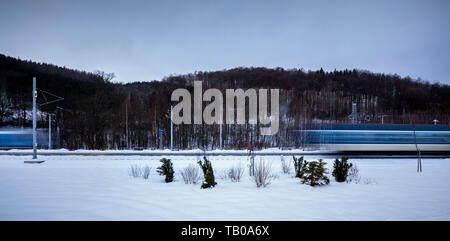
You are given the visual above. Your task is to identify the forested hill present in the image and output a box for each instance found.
[1,53,449,150]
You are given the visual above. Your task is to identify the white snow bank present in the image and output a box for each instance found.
[0,155,449,220]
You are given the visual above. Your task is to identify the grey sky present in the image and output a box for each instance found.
[1,0,449,84]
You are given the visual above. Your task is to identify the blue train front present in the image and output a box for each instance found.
[304,124,450,152]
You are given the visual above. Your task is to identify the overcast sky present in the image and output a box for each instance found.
[1,0,449,84]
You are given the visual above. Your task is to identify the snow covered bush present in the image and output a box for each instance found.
[332,157,352,182]
[129,165,151,179]
[218,164,244,182]
[280,155,292,174]
[253,159,277,188]
[293,156,307,178]
[129,165,142,178]
[346,165,376,184]
[301,159,330,186]
[227,163,244,182]
[346,164,361,184]
[198,156,217,188]
[180,164,202,184]
[157,158,175,183]
[142,166,151,180]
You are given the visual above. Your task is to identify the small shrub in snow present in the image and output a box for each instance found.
[180,164,202,184]
[129,165,142,178]
[301,159,330,186]
[293,156,308,178]
[157,158,175,183]
[332,156,352,182]
[345,165,376,185]
[198,156,217,188]
[346,164,361,184]
[280,156,292,174]
[227,163,244,182]
[142,166,151,179]
[253,159,277,188]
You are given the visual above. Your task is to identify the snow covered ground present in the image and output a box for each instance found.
[1,154,449,220]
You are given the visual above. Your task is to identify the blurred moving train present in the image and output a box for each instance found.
[0,129,49,149]
[304,124,450,152]
[1,125,450,152]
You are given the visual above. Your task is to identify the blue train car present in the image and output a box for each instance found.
[305,124,450,152]
[0,129,49,149]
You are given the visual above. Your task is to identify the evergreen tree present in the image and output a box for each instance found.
[198,156,211,176]
[198,156,217,188]
[293,156,308,178]
[301,159,330,186]
[156,158,174,183]
[332,157,352,182]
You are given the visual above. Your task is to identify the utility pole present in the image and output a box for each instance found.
[160,129,163,150]
[126,101,128,149]
[413,123,422,172]
[32,77,37,159]
[219,111,223,149]
[48,114,52,149]
[49,107,63,150]
[125,92,130,149]
[170,105,173,150]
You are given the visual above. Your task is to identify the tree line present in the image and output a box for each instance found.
[1,54,449,150]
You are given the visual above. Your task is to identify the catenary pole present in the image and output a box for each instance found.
[219,111,222,149]
[170,105,173,150]
[32,77,37,159]
[126,94,129,149]
[48,114,52,149]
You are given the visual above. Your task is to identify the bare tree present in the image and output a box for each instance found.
[94,70,115,82]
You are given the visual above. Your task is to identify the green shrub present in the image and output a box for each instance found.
[301,159,330,186]
[293,156,308,178]
[332,157,352,182]
[198,156,217,188]
[156,158,175,183]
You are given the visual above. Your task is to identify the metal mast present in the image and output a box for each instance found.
[126,99,128,149]
[48,114,52,149]
[32,77,37,159]
[170,105,173,150]
[219,111,222,149]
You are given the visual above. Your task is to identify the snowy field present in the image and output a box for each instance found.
[1,154,450,220]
